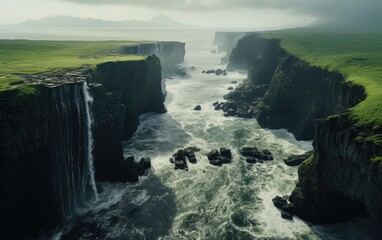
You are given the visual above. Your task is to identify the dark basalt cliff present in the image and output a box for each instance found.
[89,56,166,181]
[223,34,365,140]
[290,115,382,231]
[0,42,185,238]
[222,33,382,232]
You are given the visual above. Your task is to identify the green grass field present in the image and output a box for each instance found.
[262,29,382,131]
[0,40,150,90]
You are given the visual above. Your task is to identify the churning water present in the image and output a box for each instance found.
[30,29,375,240]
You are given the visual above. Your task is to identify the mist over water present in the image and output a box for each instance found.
[27,29,376,239]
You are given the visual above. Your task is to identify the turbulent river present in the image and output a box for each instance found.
[30,30,374,240]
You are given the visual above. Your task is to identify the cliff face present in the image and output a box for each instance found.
[290,115,382,231]
[89,55,165,180]
[225,33,382,232]
[224,34,365,140]
[0,39,184,237]
[255,49,365,140]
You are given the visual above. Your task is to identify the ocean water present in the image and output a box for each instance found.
[2,28,374,239]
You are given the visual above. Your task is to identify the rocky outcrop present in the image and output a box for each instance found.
[290,115,382,233]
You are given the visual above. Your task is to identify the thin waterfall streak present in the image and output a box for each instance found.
[83,82,98,201]
[50,83,98,221]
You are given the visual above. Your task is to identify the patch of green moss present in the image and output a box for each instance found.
[300,154,314,170]
[372,156,382,163]
[327,115,340,121]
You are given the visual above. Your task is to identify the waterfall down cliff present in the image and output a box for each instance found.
[49,82,98,221]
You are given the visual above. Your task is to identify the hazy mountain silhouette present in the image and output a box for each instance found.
[3,14,195,29]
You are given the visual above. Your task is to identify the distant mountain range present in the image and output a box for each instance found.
[2,15,196,29]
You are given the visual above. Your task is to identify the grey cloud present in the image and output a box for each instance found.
[60,0,381,22]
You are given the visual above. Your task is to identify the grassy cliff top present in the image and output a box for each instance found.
[0,40,151,90]
[261,29,382,130]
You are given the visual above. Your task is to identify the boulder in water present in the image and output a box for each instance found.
[220,148,232,159]
[194,105,202,111]
[240,147,273,161]
[227,87,234,90]
[207,149,220,160]
[215,69,224,75]
[281,211,293,220]
[206,70,216,74]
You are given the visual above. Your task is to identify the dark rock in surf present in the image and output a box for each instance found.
[245,157,257,164]
[240,147,273,161]
[284,151,313,166]
[273,196,295,214]
[281,211,293,220]
[215,69,224,75]
[184,146,200,153]
[213,101,219,106]
[210,159,223,166]
[207,149,220,161]
[220,148,232,159]
[194,105,202,111]
[206,70,216,74]
[227,87,234,90]
[231,81,238,84]
[218,156,231,164]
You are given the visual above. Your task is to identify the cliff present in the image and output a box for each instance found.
[290,115,382,230]
[89,55,166,180]
[0,40,185,238]
[223,34,365,140]
[224,33,382,232]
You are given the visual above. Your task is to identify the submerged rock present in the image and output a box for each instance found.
[215,69,224,75]
[227,87,234,90]
[206,70,216,74]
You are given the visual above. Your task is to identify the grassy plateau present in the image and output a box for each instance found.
[0,40,150,90]
[262,29,382,133]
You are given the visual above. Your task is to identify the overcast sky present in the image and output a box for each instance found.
[1,0,380,29]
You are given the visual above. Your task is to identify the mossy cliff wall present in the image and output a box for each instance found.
[225,34,365,140]
[89,55,165,180]
[290,115,382,234]
[0,53,170,237]
[225,33,382,231]
[0,84,80,238]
